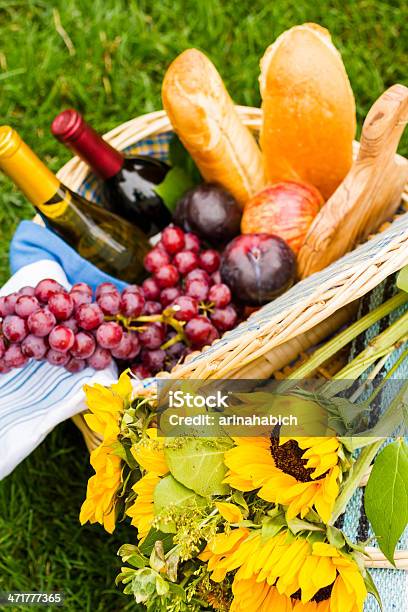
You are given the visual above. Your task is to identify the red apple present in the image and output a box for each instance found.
[241,181,324,254]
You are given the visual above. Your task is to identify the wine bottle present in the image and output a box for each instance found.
[51,110,179,237]
[0,126,150,283]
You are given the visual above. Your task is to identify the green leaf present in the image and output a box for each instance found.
[164,437,232,496]
[231,490,249,514]
[139,529,174,556]
[154,474,207,531]
[326,526,345,549]
[364,440,408,565]
[117,544,148,568]
[261,514,286,541]
[287,517,324,535]
[154,167,194,213]
[397,266,408,293]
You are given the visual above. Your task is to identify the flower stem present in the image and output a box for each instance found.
[332,378,408,521]
[331,440,383,523]
[286,292,408,380]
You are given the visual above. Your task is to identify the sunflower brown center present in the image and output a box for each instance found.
[269,431,326,483]
[292,583,334,603]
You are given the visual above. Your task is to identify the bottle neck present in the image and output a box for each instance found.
[51,110,124,180]
[0,127,62,213]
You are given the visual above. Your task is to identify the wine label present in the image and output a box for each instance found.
[38,188,70,219]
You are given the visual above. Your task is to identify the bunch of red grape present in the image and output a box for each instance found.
[0,227,239,378]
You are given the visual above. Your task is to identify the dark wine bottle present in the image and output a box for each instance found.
[51,110,175,237]
[0,126,149,283]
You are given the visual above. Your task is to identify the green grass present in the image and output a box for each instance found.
[0,0,406,609]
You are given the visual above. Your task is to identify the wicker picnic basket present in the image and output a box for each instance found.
[58,95,408,581]
[57,97,408,385]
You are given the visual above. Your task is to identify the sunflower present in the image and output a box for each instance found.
[79,372,132,533]
[223,436,341,523]
[79,442,122,533]
[200,529,367,612]
[83,371,132,443]
[126,429,169,540]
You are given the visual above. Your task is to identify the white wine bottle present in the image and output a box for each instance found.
[0,126,149,283]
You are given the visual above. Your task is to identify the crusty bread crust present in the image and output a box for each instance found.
[259,24,356,200]
[162,49,264,206]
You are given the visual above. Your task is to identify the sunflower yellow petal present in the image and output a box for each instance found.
[215,501,243,523]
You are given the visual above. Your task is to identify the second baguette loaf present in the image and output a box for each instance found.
[162,49,264,206]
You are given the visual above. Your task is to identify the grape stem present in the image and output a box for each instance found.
[104,306,188,344]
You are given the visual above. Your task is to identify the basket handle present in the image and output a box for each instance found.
[298,84,408,279]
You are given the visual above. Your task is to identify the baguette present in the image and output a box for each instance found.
[162,49,264,206]
[259,23,356,200]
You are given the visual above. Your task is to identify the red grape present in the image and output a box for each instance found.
[144,248,170,273]
[27,309,56,337]
[0,296,9,317]
[166,336,186,360]
[75,303,104,330]
[3,315,28,342]
[111,331,140,360]
[70,290,92,310]
[18,286,36,296]
[0,337,5,359]
[21,334,48,360]
[184,233,200,253]
[96,322,123,349]
[143,301,162,315]
[208,283,231,308]
[15,295,40,318]
[141,348,166,373]
[142,277,160,301]
[122,285,142,295]
[139,322,165,349]
[0,293,18,316]
[173,250,199,276]
[160,286,181,307]
[49,325,75,353]
[87,346,112,370]
[161,226,185,254]
[71,332,96,359]
[95,282,117,299]
[211,271,222,284]
[199,249,221,273]
[97,291,121,315]
[35,279,65,302]
[170,296,198,322]
[210,305,238,331]
[71,282,92,296]
[154,264,179,288]
[65,357,87,373]
[48,292,74,320]
[206,325,220,344]
[185,278,209,301]
[0,360,11,374]
[131,364,151,379]
[120,289,145,318]
[61,317,79,333]
[185,269,212,285]
[4,344,28,368]
[47,349,70,367]
[185,316,217,347]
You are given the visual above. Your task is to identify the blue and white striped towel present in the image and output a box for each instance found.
[0,260,118,480]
